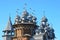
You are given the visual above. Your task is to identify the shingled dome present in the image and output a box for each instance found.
[22,10,29,17]
[41,16,48,22]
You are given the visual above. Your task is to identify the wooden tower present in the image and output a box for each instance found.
[12,10,37,40]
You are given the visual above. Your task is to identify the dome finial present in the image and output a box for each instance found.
[16,9,19,15]
[41,10,48,22]
[9,13,11,20]
[43,10,45,16]
[30,8,35,15]
[23,3,27,10]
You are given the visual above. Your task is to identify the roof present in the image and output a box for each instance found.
[14,10,37,24]
[3,16,13,32]
[41,16,48,22]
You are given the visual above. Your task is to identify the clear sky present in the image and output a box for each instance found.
[0,0,60,40]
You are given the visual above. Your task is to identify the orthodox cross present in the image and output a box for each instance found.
[23,3,27,10]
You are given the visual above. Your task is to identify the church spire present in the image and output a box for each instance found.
[3,16,12,31]
[2,16,13,40]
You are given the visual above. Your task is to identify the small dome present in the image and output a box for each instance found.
[21,17,25,21]
[28,14,33,18]
[15,14,20,19]
[32,16,37,20]
[27,14,33,21]
[44,26,50,30]
[42,22,46,26]
[22,10,29,16]
[19,19,21,22]
[21,16,28,23]
[44,26,51,33]
[15,14,20,21]
[15,14,21,24]
[50,27,54,32]
[41,16,48,22]
[46,23,49,26]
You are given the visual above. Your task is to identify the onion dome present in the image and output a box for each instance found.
[41,16,48,22]
[32,16,37,20]
[32,16,37,24]
[44,26,50,32]
[21,10,29,23]
[21,17,25,21]
[46,23,49,26]
[15,14,20,24]
[21,16,28,23]
[50,27,54,32]
[27,14,33,22]
[48,27,55,39]
[22,10,29,17]
[19,18,21,22]
[42,22,46,26]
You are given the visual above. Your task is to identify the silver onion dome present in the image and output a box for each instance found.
[46,23,49,26]
[50,27,54,32]
[32,16,37,20]
[15,14,20,24]
[28,14,32,19]
[41,16,48,22]
[32,16,37,24]
[27,14,33,23]
[15,14,20,21]
[22,10,29,17]
[21,10,29,23]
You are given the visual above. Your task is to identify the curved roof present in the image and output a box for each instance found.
[41,16,48,22]
[14,10,37,24]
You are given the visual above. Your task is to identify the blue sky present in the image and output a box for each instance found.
[0,0,60,40]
